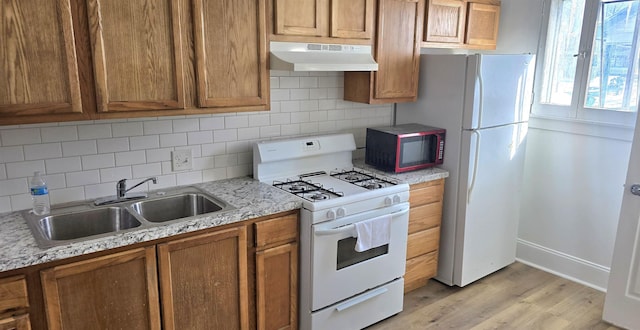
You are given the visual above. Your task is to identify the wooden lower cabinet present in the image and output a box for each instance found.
[31,211,299,329]
[158,226,249,330]
[405,179,444,293]
[0,276,31,330]
[40,247,161,330]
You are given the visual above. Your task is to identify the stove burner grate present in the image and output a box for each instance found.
[273,179,343,202]
[330,169,398,190]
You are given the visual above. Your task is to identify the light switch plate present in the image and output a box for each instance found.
[172,149,192,171]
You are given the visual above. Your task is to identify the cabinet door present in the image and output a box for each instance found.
[465,2,500,48]
[374,0,425,100]
[0,314,31,330]
[41,247,161,330]
[424,0,466,43]
[274,0,327,37]
[256,242,298,330]
[158,227,249,330]
[0,0,82,120]
[331,0,374,39]
[86,0,185,112]
[193,0,269,109]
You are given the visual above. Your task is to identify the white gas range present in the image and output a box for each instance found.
[254,133,410,330]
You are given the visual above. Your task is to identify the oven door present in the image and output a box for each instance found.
[310,202,410,311]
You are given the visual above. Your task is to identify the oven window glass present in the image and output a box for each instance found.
[336,237,389,270]
[399,135,435,167]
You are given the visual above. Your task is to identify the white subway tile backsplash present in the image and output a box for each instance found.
[237,127,260,140]
[173,119,199,133]
[82,154,115,170]
[97,138,130,153]
[0,197,10,214]
[0,146,24,163]
[62,140,98,157]
[115,150,146,166]
[199,117,225,130]
[143,120,173,135]
[78,124,112,140]
[132,163,162,179]
[213,129,237,143]
[46,157,82,174]
[159,133,187,148]
[201,143,226,157]
[1,128,41,146]
[112,122,144,137]
[41,126,78,142]
[50,187,85,205]
[6,160,45,179]
[176,171,202,185]
[146,148,173,163]
[66,170,101,187]
[0,178,27,197]
[45,174,67,189]
[0,72,394,212]
[130,135,160,150]
[187,131,213,145]
[100,166,132,183]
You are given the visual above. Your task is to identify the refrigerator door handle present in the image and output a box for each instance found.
[468,130,481,203]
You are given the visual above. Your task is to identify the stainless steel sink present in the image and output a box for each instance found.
[23,186,236,248]
[130,193,228,223]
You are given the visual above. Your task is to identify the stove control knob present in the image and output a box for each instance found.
[337,207,346,218]
[393,195,401,203]
[384,197,393,206]
[327,210,336,219]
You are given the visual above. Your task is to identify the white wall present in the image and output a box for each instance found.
[0,71,393,213]
[496,0,632,290]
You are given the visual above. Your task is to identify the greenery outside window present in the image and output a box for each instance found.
[534,0,640,126]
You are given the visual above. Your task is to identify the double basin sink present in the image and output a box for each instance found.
[23,186,236,248]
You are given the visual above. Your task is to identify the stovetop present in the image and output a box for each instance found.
[272,168,401,203]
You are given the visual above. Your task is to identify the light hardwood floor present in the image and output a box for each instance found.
[368,262,622,329]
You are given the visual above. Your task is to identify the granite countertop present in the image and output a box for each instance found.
[0,176,302,273]
[353,159,449,184]
[0,167,449,274]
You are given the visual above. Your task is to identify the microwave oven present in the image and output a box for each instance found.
[365,123,445,173]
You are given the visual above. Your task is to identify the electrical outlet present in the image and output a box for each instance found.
[172,149,192,171]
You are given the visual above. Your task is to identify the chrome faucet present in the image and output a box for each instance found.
[94,177,158,206]
[117,177,158,198]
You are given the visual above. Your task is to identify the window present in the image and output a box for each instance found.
[534,0,640,126]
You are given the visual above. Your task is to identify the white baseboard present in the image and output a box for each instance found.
[516,239,610,292]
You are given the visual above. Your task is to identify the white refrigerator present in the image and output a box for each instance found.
[396,54,535,287]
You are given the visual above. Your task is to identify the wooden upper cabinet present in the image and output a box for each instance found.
[344,0,424,104]
[40,247,161,330]
[424,0,466,44]
[272,0,373,41]
[158,227,249,330]
[86,0,185,113]
[193,0,269,109]
[274,0,327,37]
[331,0,374,39]
[0,0,83,122]
[465,1,500,48]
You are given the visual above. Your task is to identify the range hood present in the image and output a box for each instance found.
[270,41,378,72]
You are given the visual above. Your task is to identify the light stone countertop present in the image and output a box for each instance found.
[0,167,449,274]
[0,176,302,273]
[353,159,449,184]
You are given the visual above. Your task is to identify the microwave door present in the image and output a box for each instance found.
[399,135,434,169]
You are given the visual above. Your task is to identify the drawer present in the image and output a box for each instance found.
[409,180,444,206]
[254,214,298,248]
[404,251,438,293]
[408,201,442,234]
[406,227,440,259]
[0,314,31,330]
[0,276,28,314]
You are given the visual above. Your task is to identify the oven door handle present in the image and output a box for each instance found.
[334,286,388,312]
[315,206,410,236]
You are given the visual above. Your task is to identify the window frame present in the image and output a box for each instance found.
[532,0,639,127]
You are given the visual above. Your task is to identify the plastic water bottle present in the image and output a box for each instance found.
[30,171,50,215]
